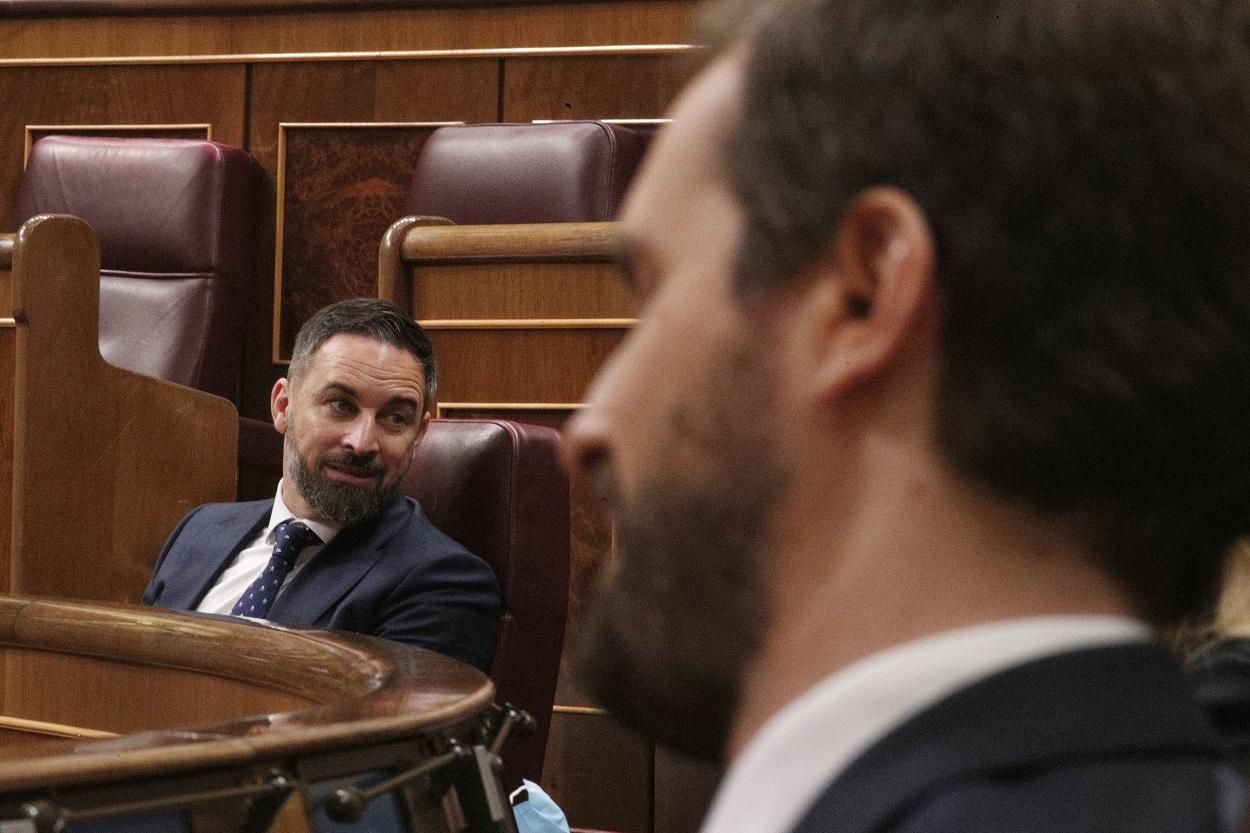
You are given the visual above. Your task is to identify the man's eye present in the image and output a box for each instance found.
[383,412,411,428]
[328,399,354,414]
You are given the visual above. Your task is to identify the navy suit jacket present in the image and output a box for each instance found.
[789,643,1243,833]
[141,495,500,671]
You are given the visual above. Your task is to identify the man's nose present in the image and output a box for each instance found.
[342,416,381,455]
[562,405,613,485]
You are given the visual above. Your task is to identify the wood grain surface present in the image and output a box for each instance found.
[6,216,238,602]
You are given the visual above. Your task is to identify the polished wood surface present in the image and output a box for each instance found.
[0,0,678,17]
[0,596,492,793]
[0,3,695,60]
[2,216,237,602]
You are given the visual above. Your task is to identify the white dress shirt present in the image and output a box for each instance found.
[698,615,1151,833]
[195,481,342,615]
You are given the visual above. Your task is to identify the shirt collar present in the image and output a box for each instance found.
[699,615,1151,833]
[268,479,342,546]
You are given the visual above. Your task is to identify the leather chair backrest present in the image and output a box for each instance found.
[13,136,258,400]
[407,121,647,223]
[402,418,570,788]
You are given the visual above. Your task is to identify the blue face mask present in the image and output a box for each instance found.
[510,779,571,833]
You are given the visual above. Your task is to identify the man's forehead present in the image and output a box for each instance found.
[620,53,745,235]
[301,333,426,396]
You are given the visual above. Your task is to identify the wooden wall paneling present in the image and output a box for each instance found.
[0,2,698,60]
[542,709,653,833]
[244,59,498,418]
[0,64,246,232]
[428,328,626,403]
[272,122,458,361]
[502,53,695,122]
[414,262,635,321]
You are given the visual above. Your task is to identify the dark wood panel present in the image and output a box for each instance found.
[430,328,625,403]
[414,261,634,320]
[0,64,246,232]
[244,59,497,415]
[503,53,693,121]
[542,711,652,833]
[0,3,696,59]
[275,124,443,358]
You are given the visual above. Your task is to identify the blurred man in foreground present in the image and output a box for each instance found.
[565,0,1250,830]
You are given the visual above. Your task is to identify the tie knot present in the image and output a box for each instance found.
[273,520,319,563]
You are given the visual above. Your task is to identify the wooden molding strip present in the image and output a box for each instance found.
[552,705,606,716]
[401,220,619,263]
[0,43,697,69]
[419,318,634,330]
[0,235,13,270]
[0,716,118,740]
[0,0,683,18]
[436,402,584,412]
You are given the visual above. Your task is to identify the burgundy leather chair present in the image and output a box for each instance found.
[13,135,259,401]
[406,121,648,222]
[239,417,570,788]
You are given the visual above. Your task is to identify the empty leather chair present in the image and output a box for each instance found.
[407,121,648,223]
[13,136,259,401]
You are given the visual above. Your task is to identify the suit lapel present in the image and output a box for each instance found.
[162,503,270,610]
[789,643,1222,833]
[268,496,410,625]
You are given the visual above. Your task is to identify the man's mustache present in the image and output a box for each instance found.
[320,452,385,477]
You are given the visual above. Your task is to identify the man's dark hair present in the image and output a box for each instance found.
[290,298,438,407]
[712,0,1250,625]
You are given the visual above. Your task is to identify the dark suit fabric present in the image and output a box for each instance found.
[789,644,1242,833]
[141,495,500,671]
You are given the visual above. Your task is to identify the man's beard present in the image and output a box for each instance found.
[287,440,402,528]
[573,344,787,762]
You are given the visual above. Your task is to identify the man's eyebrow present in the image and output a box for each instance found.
[324,381,422,412]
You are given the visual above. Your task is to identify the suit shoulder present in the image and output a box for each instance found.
[890,757,1235,833]
[181,499,271,525]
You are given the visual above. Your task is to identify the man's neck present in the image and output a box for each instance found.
[728,438,1134,761]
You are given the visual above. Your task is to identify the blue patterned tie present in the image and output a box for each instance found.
[231,520,320,618]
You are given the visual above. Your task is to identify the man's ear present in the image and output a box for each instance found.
[271,378,292,435]
[810,186,936,397]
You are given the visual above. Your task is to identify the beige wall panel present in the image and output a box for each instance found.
[542,710,652,833]
[503,53,693,121]
[0,64,246,232]
[0,2,696,60]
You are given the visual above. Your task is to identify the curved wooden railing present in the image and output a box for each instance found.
[0,597,500,832]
